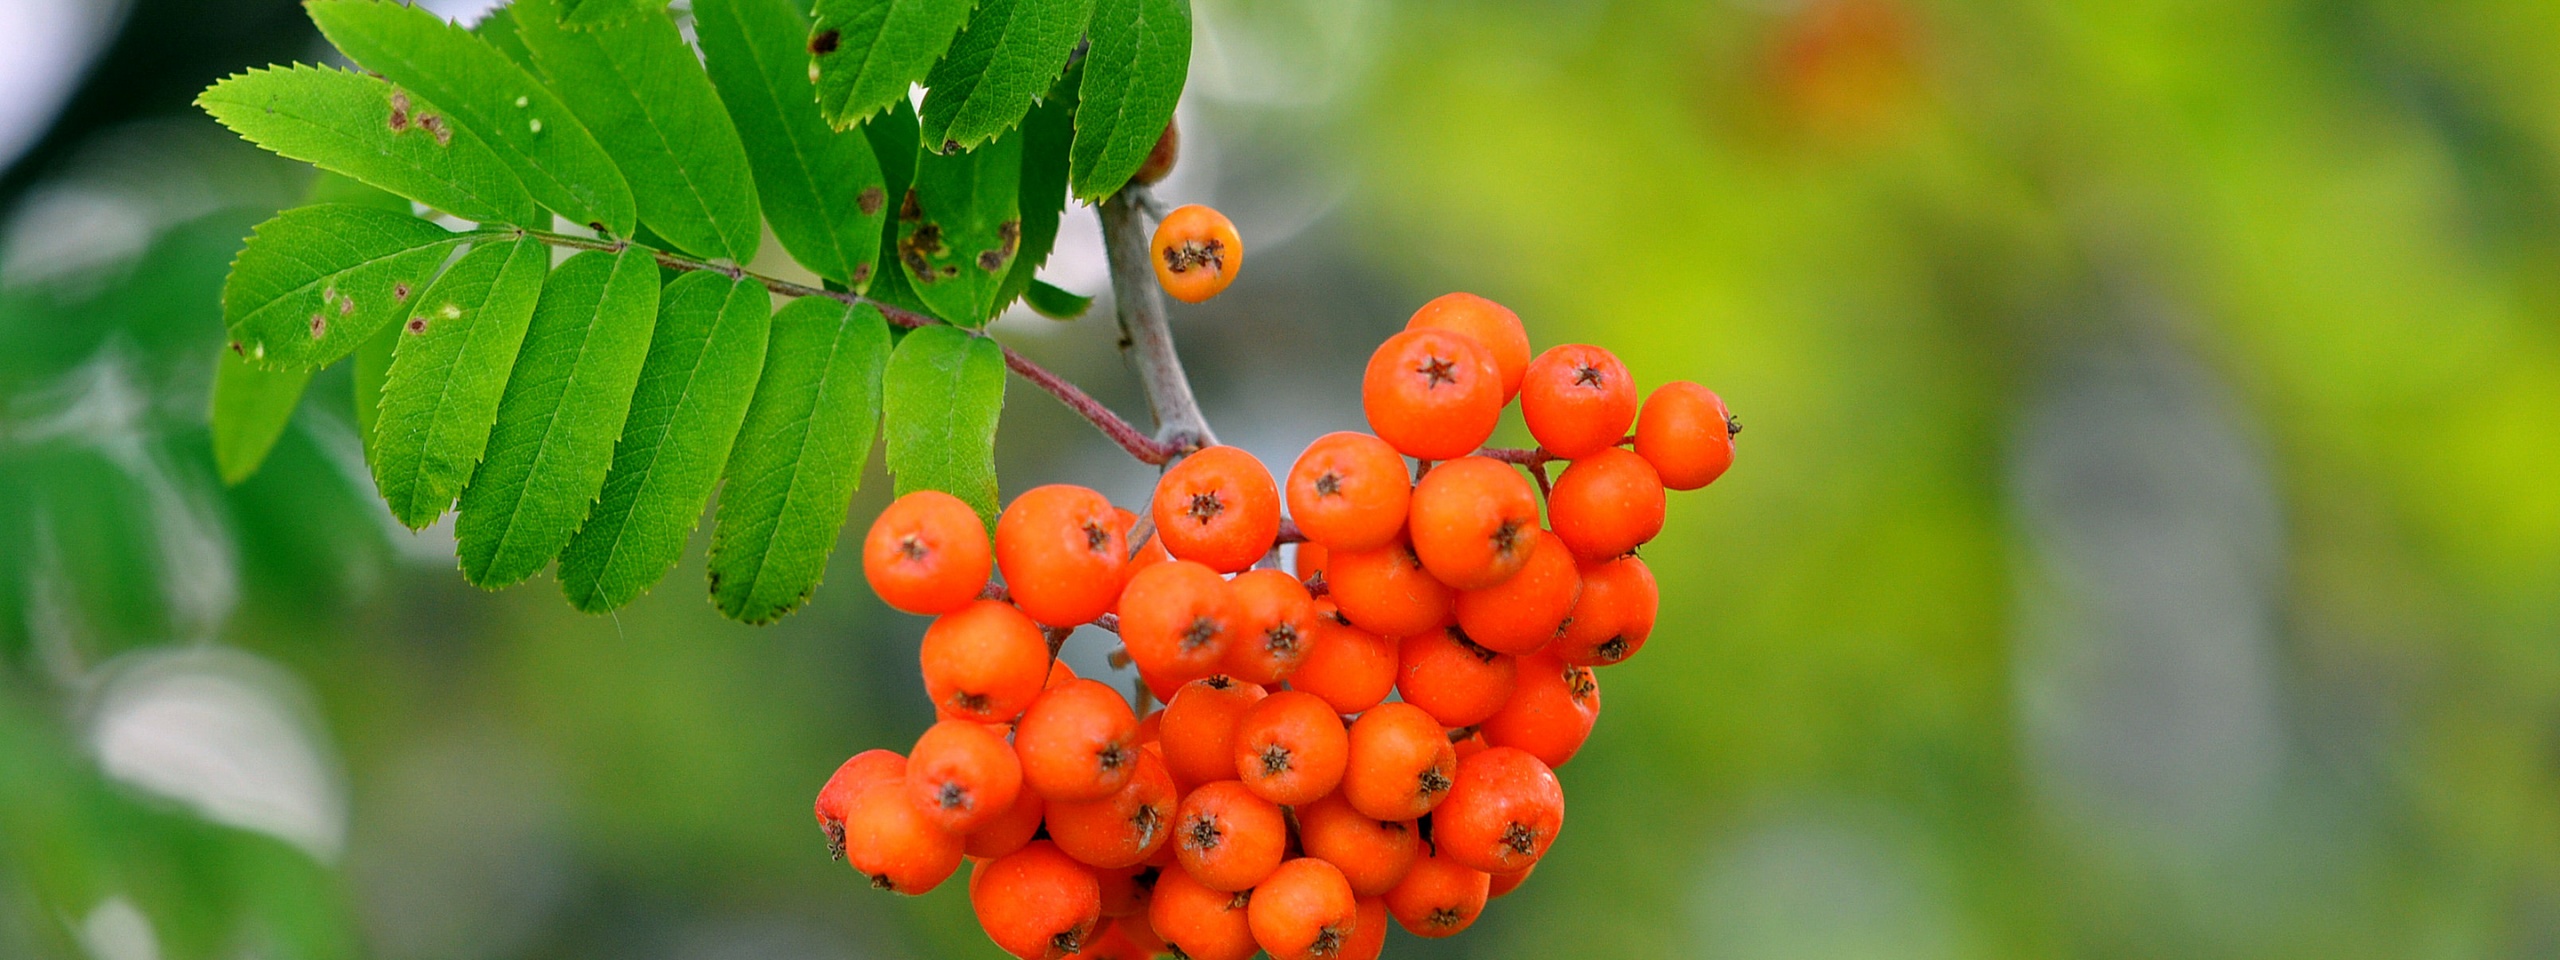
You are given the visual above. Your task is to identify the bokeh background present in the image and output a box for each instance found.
[6,0,2560,957]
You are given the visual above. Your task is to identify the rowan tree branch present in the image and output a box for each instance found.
[1098,186,1216,454]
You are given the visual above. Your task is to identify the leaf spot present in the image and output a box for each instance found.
[809,28,840,55]
[857,186,885,217]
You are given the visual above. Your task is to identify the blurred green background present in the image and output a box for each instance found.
[5,0,2559,957]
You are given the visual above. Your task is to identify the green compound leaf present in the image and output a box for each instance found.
[352,323,397,466]
[309,0,637,235]
[210,351,311,485]
[897,129,1021,324]
[220,203,465,370]
[475,5,540,73]
[995,62,1075,311]
[371,237,551,529]
[883,324,1003,524]
[512,0,764,262]
[811,0,976,129]
[1022,279,1092,319]
[454,249,660,587]
[708,299,890,623]
[695,0,888,288]
[1070,0,1188,200]
[558,0,669,29]
[859,98,942,321]
[555,273,772,613]
[919,0,1092,153]
[198,64,541,225]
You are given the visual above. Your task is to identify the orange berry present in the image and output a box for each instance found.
[1431,746,1564,874]
[1406,456,1541,590]
[1451,728,1489,762]
[1341,896,1389,960]
[1107,506,1174,617]
[1151,204,1242,304]
[1294,792,1420,897]
[1480,653,1602,768]
[1452,528,1580,655]
[1395,627,1517,728]
[1117,560,1236,689]
[1404,292,1530,403]
[973,840,1104,959]
[1172,780,1288,892]
[1247,858,1358,960]
[1547,447,1666,563]
[1160,676,1266,788]
[920,600,1052,723]
[1223,569,1314,685]
[1326,538,1452,639]
[1293,541,1328,582]
[1289,603,1399,715]
[1016,678,1143,802]
[1049,749,1177,869]
[1094,865,1153,919]
[1061,920,1155,960]
[1148,862,1259,960]
[1151,446,1282,574]
[1136,706,1165,745]
[1131,117,1181,185]
[964,785,1047,859]
[1488,860,1535,898]
[1284,432,1412,552]
[816,749,907,859]
[996,484,1128,627]
[1382,848,1489,937]
[1231,690,1349,806]
[907,719,1026,834]
[1519,344,1638,459]
[1634,380,1738,490]
[1361,329,1501,461]
[840,778,964,894]
[1553,555,1658,666]
[1339,701,1458,821]
[862,490,992,614]
[1047,656,1080,690]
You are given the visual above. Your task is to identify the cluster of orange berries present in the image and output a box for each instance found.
[813,292,1737,960]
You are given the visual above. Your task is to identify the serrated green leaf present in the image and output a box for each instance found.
[695,0,888,288]
[883,324,1002,522]
[919,0,1091,153]
[220,203,465,370]
[512,0,764,261]
[303,170,415,212]
[995,61,1076,310]
[555,273,772,613]
[454,249,660,587]
[1022,279,1092,319]
[707,299,890,623]
[198,65,542,225]
[860,98,942,320]
[559,0,669,29]
[475,6,540,73]
[210,350,311,485]
[371,237,551,529]
[897,129,1021,324]
[352,322,396,466]
[1070,0,1188,200]
[310,0,637,235]
[811,0,976,129]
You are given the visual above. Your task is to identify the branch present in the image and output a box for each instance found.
[1098,187,1215,452]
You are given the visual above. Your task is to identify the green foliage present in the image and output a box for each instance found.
[555,273,770,613]
[370,237,551,529]
[1023,278,1093,319]
[708,299,891,623]
[219,203,464,370]
[454,249,661,587]
[198,65,541,225]
[512,0,764,261]
[997,64,1078,310]
[1069,0,1188,200]
[883,324,1004,524]
[919,0,1094,154]
[351,324,396,464]
[694,0,888,287]
[810,0,977,129]
[558,0,669,29]
[309,0,637,235]
[209,352,311,485]
[898,129,1023,324]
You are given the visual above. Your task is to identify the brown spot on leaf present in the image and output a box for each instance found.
[857,186,885,216]
[809,28,840,55]
[997,219,1020,257]
[898,188,921,221]
[308,313,326,339]
[851,262,872,283]
[976,249,1004,271]
[419,114,451,146]
[405,317,427,334]
[393,282,411,301]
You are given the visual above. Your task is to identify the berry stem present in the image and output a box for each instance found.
[1099,186,1218,454]
[1474,436,1638,467]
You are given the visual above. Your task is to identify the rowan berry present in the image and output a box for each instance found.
[1148,863,1259,960]
[973,840,1104,959]
[1451,727,1490,761]
[1116,560,1236,688]
[1431,746,1564,874]
[1326,539,1452,639]
[1405,292,1531,402]
[1520,344,1638,459]
[840,778,964,894]
[1361,329,1502,461]
[1407,456,1542,590]
[1172,779,1289,892]
[1160,676,1266,788]
[1633,380,1737,490]
[1285,432,1412,553]
[816,749,907,859]
[1061,921,1155,960]
[1488,860,1534,898]
[1289,603,1399,715]
[1135,706,1165,745]
[1223,569,1314,685]
[1382,848,1489,937]
[1341,897,1389,960]
[1395,627,1517,728]
[1547,448,1666,563]
[1151,446,1282,573]
[1294,792,1420,897]
[1480,653,1602,768]
[964,785,1047,859]
[920,600,1052,723]
[1099,865,1159,919]
[996,484,1128,627]
[1107,506,1173,617]
[907,719,1025,834]
[1340,701,1459,821]
[863,490,992,615]
[1231,690,1350,806]
[1553,555,1657,666]
[1151,204,1242,304]
[1049,748,1177,869]
[1294,541,1328,582]
[1048,656,1080,690]
[1452,529,1580,655]
[1131,118,1180,186]
[1248,858,1358,960]
[1015,678,1143,802]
